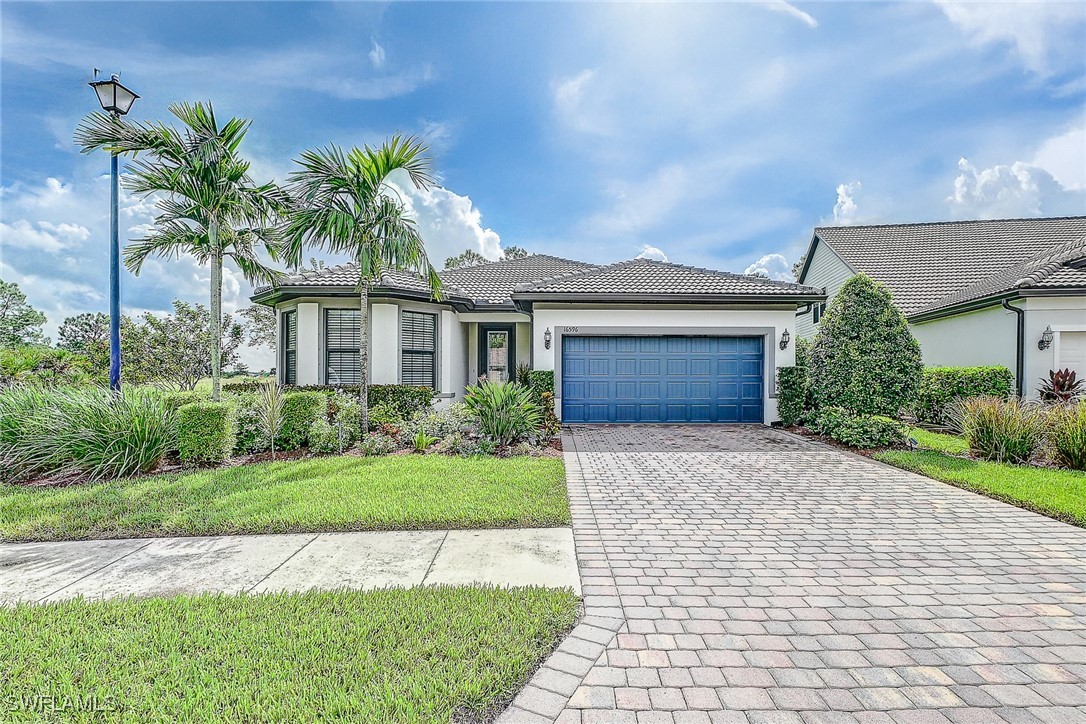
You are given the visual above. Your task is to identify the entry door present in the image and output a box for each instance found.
[479,325,516,383]
[561,335,764,423]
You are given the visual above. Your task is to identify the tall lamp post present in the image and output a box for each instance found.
[88,74,139,393]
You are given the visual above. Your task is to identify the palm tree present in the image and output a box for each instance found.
[75,102,287,401]
[284,137,441,431]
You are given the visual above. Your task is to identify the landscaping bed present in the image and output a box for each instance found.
[0,586,579,723]
[0,455,569,542]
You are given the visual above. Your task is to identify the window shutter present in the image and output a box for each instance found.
[401,311,436,388]
[325,309,361,385]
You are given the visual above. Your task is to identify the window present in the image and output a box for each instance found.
[282,309,297,385]
[401,311,437,388]
[813,302,826,324]
[325,308,361,385]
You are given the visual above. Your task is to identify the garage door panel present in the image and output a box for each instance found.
[562,335,765,424]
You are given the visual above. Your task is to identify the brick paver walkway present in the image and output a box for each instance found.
[498,425,1086,724]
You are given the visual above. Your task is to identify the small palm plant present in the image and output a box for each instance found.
[257,383,285,461]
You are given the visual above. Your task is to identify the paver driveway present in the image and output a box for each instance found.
[499,425,1086,724]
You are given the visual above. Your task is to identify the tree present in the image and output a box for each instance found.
[792,254,807,281]
[57,312,109,353]
[75,101,287,401]
[284,137,442,431]
[0,280,47,347]
[808,274,922,416]
[123,300,244,390]
[240,305,276,350]
[444,249,487,270]
[502,245,529,260]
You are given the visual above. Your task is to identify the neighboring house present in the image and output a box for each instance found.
[796,216,1086,396]
[251,255,824,424]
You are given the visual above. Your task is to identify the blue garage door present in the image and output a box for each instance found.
[561,335,764,423]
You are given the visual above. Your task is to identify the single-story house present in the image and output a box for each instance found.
[251,255,825,424]
[795,216,1086,397]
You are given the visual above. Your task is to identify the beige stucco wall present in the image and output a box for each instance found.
[909,305,1017,372]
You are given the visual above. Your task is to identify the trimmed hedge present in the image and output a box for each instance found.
[163,391,208,412]
[776,366,808,426]
[368,385,434,419]
[276,392,328,451]
[176,402,236,465]
[810,406,907,449]
[809,274,922,416]
[914,366,1014,425]
[524,370,555,397]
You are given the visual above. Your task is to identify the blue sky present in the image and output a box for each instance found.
[2,1,1084,368]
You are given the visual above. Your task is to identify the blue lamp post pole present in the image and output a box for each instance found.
[88,74,139,393]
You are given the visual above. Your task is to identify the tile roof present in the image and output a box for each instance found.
[512,258,823,298]
[810,216,1086,315]
[437,254,595,304]
[914,237,1086,316]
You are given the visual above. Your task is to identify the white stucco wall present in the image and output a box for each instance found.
[295,302,320,385]
[909,305,1017,372]
[796,242,854,338]
[530,304,797,424]
[1023,296,1086,397]
[370,304,399,384]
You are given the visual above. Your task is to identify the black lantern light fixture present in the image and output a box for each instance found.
[779,329,790,350]
[89,74,140,116]
[1039,325,1054,351]
[544,328,552,350]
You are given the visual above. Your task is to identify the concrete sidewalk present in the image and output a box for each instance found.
[0,527,579,605]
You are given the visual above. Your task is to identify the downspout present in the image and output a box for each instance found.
[1001,298,1025,396]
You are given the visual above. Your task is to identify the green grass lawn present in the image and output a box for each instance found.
[0,455,569,542]
[874,449,1086,527]
[907,427,970,455]
[0,586,579,723]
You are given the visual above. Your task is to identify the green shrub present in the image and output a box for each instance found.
[163,390,209,413]
[809,406,907,449]
[794,337,812,370]
[539,391,560,437]
[401,403,477,441]
[368,402,402,430]
[413,429,439,452]
[464,382,542,446]
[308,417,347,455]
[221,383,434,417]
[776,366,808,426]
[950,396,1044,464]
[914,366,1014,424]
[328,392,362,444]
[809,274,922,416]
[1048,402,1086,471]
[0,346,92,387]
[524,370,555,397]
[256,383,286,458]
[277,392,327,451]
[229,393,266,455]
[176,402,236,465]
[356,432,399,456]
[1039,368,1085,403]
[0,386,173,481]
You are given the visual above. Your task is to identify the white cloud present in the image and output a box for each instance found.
[762,1,818,29]
[553,69,609,135]
[832,181,862,224]
[369,40,386,68]
[935,0,1086,76]
[636,245,669,262]
[745,253,794,281]
[386,171,503,265]
[581,164,692,238]
[1033,124,1086,190]
[947,156,1086,218]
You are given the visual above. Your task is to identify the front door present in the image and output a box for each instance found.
[479,324,516,383]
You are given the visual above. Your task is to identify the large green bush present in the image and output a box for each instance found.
[464,382,542,446]
[223,383,434,419]
[809,406,907,449]
[950,396,1044,464]
[524,370,555,397]
[1048,402,1086,471]
[177,402,236,465]
[229,393,266,454]
[809,274,922,416]
[163,390,208,413]
[914,366,1014,425]
[0,346,92,387]
[276,392,328,450]
[776,366,808,426]
[0,386,173,482]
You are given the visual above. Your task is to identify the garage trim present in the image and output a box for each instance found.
[553,326,779,404]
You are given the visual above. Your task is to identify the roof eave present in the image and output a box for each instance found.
[908,285,1086,323]
[250,284,474,311]
[509,291,826,306]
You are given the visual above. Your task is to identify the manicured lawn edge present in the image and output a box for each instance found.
[1,586,580,723]
[0,454,570,543]
[874,449,1086,528]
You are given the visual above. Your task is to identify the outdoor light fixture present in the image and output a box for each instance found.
[88,71,139,393]
[1039,325,1054,351]
[779,329,790,350]
[544,328,552,350]
[89,74,140,116]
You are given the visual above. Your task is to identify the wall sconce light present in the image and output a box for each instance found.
[779,329,790,351]
[1039,325,1054,351]
[544,328,552,350]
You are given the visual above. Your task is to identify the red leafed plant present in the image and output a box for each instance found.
[1039,368,1085,403]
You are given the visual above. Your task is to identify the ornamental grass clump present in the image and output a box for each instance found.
[949,395,1045,464]
[463,381,542,447]
[1048,402,1086,471]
